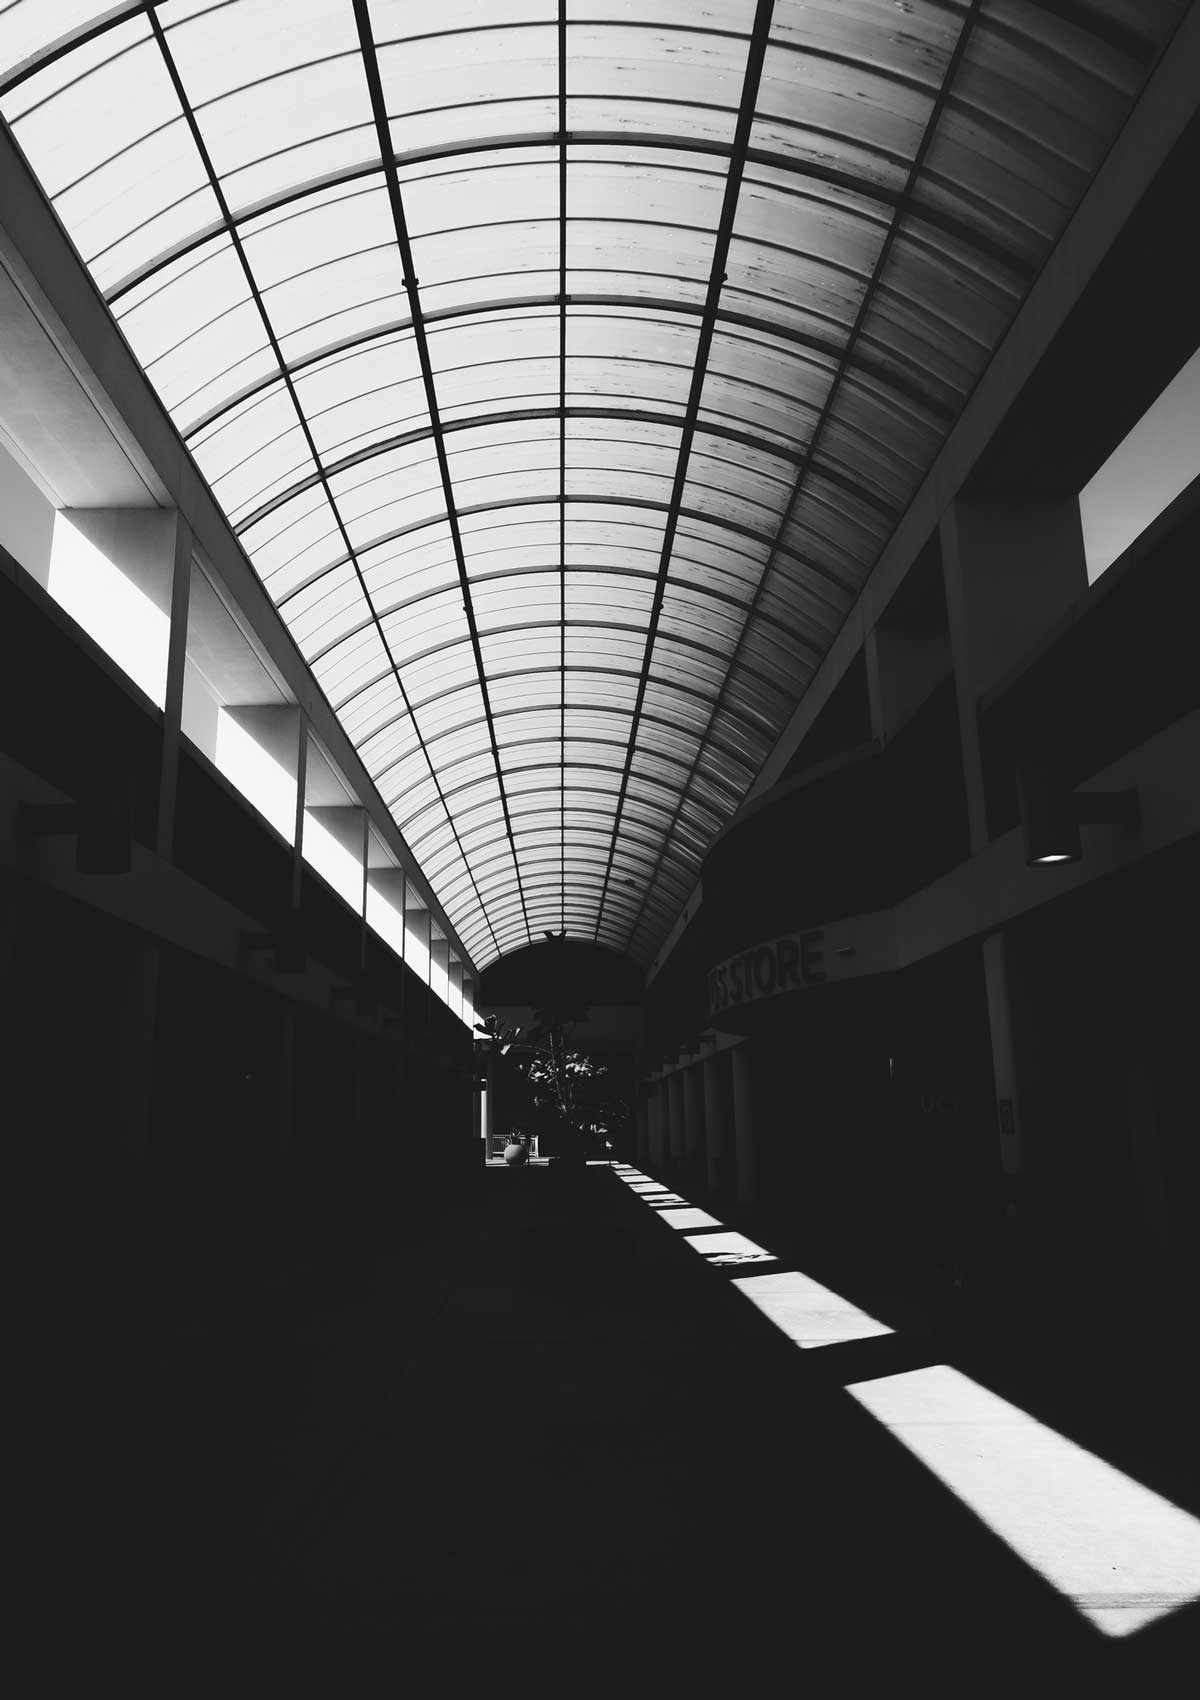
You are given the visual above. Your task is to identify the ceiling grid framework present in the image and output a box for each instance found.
[0,0,1185,970]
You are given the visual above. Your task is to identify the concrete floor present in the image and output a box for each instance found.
[78,1162,1198,1691]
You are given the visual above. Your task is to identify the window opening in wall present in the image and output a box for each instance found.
[366,879,407,962]
[1080,347,1199,583]
[213,711,296,841]
[47,511,169,706]
[302,810,362,912]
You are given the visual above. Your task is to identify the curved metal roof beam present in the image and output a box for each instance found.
[330,612,802,722]
[359,667,773,775]
[275,491,862,617]
[304,554,830,673]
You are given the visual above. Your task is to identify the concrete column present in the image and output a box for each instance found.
[156,514,192,859]
[666,1070,686,1169]
[940,495,1088,852]
[682,1060,703,1178]
[702,1050,727,1198]
[635,1096,649,1165]
[864,615,950,746]
[731,1042,756,1210]
[471,1056,484,1161]
[648,1079,666,1167]
[483,1046,495,1155]
[981,931,1027,1180]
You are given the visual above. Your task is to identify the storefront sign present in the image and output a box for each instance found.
[707,929,826,1018]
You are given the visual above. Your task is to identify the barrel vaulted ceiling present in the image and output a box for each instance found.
[0,1,1184,969]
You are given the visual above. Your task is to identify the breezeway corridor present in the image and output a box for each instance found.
[83,1159,1199,1690]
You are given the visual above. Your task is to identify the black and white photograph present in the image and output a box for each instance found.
[1,0,1197,1688]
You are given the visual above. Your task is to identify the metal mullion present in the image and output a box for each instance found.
[92,108,1033,312]
[352,0,531,949]
[145,6,501,964]
[363,661,764,748]
[275,491,858,613]
[331,609,806,715]
[236,397,894,541]
[623,0,985,955]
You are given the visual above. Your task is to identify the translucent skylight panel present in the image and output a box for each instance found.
[568,150,726,248]
[342,676,405,746]
[295,334,427,459]
[375,18,556,151]
[0,3,143,82]
[388,773,445,826]
[360,528,459,606]
[247,490,343,593]
[664,522,766,596]
[482,669,561,717]
[567,22,747,143]
[659,581,747,651]
[148,296,278,434]
[679,463,786,536]
[287,561,364,651]
[564,627,647,672]
[60,133,220,297]
[379,588,470,660]
[115,233,248,372]
[313,627,396,704]
[566,313,700,413]
[566,571,653,627]
[565,671,640,712]
[5,17,171,197]
[189,383,312,517]
[640,676,720,728]
[409,680,488,739]
[449,420,561,496]
[402,640,482,705]
[472,574,561,632]
[481,627,561,676]
[169,10,373,193]
[563,706,633,741]
[697,361,823,453]
[399,147,558,245]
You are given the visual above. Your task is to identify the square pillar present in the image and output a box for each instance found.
[731,1043,756,1210]
[702,1050,728,1200]
[941,495,1088,852]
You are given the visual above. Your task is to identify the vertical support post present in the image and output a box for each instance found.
[682,1060,703,1180]
[702,1049,727,1199]
[981,931,1026,1180]
[666,1070,685,1169]
[648,1077,665,1167]
[635,1094,649,1166]
[484,1045,495,1156]
[731,1042,755,1211]
[155,513,192,860]
[940,496,1088,853]
[291,715,309,910]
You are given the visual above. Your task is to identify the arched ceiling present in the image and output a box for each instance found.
[0,0,1184,970]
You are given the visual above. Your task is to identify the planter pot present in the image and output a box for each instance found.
[503,1142,529,1167]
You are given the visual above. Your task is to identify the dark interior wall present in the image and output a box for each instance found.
[1005,838,1199,1297]
[1,567,476,1322]
[748,949,995,1292]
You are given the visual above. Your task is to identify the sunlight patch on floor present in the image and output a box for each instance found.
[611,1165,1200,1636]
[848,1364,1200,1637]
[657,1206,722,1231]
[731,1269,893,1346]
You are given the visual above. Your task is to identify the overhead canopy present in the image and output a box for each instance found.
[0,0,1183,970]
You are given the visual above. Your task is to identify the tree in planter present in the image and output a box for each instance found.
[518,1012,630,1164]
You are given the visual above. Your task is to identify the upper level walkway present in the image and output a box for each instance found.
[81,1160,1198,1691]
